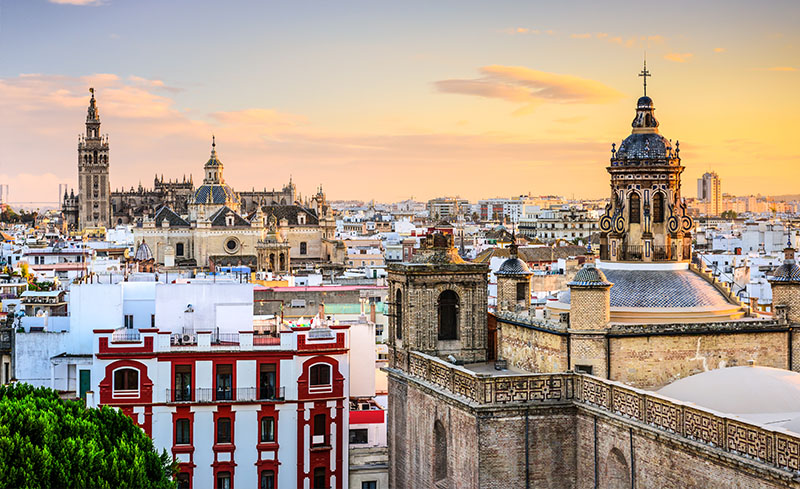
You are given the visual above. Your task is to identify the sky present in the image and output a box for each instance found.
[1,0,798,206]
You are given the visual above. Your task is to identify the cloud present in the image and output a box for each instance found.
[664,52,694,63]
[571,33,592,39]
[48,0,105,5]
[765,66,797,72]
[502,27,542,35]
[210,109,306,128]
[571,32,658,48]
[714,47,726,53]
[435,65,623,114]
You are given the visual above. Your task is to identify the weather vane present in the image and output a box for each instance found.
[639,56,651,97]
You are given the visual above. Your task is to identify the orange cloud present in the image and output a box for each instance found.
[664,52,694,63]
[49,0,105,5]
[435,65,623,114]
[766,66,797,72]
[211,109,306,128]
[714,47,726,53]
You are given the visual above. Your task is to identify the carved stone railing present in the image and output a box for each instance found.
[404,351,574,405]
[392,351,800,474]
[576,375,800,474]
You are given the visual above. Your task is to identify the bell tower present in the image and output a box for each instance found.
[598,65,693,262]
[77,88,111,229]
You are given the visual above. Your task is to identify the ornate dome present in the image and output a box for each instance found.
[497,257,531,276]
[134,241,153,261]
[567,264,612,287]
[771,260,800,283]
[615,132,674,160]
[192,183,240,205]
[611,95,679,164]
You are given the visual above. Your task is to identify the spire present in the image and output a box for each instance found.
[638,56,651,97]
[509,230,519,258]
[87,87,100,122]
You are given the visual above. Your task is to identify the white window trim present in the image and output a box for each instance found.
[111,366,140,399]
[308,362,333,393]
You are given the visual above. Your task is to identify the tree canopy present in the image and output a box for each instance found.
[0,383,176,489]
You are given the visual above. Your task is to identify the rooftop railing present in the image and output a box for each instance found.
[391,350,800,475]
[165,386,285,403]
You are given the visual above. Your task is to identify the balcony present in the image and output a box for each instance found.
[652,245,674,262]
[621,245,642,261]
[166,386,285,403]
[112,328,141,342]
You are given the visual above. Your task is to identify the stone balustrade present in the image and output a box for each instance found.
[394,350,800,475]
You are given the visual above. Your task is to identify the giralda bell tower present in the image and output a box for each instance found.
[77,88,111,229]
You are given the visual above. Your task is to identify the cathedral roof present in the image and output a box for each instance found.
[192,183,240,206]
[153,206,190,228]
[559,267,736,308]
[256,205,319,226]
[208,206,251,227]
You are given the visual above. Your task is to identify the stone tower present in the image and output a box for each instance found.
[598,90,693,262]
[495,237,533,315]
[61,189,79,231]
[77,88,111,229]
[566,264,613,376]
[387,232,489,365]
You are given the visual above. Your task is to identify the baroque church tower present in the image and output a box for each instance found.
[598,63,693,262]
[77,88,111,229]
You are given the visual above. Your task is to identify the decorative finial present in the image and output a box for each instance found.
[638,56,651,97]
[89,87,95,97]
[675,140,680,155]
[611,142,616,155]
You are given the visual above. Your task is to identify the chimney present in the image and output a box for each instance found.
[370,302,376,323]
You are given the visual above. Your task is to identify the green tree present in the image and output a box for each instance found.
[0,383,176,489]
[720,210,737,219]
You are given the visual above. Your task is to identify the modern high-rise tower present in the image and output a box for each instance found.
[77,88,111,229]
[697,171,722,216]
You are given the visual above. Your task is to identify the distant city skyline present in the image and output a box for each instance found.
[2,0,798,204]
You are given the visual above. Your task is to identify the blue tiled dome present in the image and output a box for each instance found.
[192,183,240,205]
[771,261,800,283]
[497,257,532,275]
[567,265,612,288]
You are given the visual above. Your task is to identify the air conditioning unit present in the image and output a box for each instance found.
[181,334,196,344]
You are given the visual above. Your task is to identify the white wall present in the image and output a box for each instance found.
[349,322,376,398]
[121,282,156,329]
[154,283,253,333]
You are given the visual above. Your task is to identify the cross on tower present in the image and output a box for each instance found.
[639,59,651,97]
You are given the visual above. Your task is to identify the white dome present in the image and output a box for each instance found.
[657,366,800,414]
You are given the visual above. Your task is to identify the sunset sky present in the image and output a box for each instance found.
[1,0,798,206]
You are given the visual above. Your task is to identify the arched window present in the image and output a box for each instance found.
[279,253,286,271]
[309,363,332,392]
[437,290,459,341]
[113,368,139,396]
[629,193,641,224]
[653,192,665,223]
[434,420,447,482]
[395,289,403,340]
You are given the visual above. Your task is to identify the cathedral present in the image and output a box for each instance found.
[63,89,345,270]
[386,75,800,488]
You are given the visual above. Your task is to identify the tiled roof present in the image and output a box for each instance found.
[475,245,589,264]
[770,261,800,283]
[258,205,319,226]
[153,206,190,228]
[497,257,532,275]
[208,206,251,227]
[560,268,736,308]
[192,183,240,205]
[567,266,612,287]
